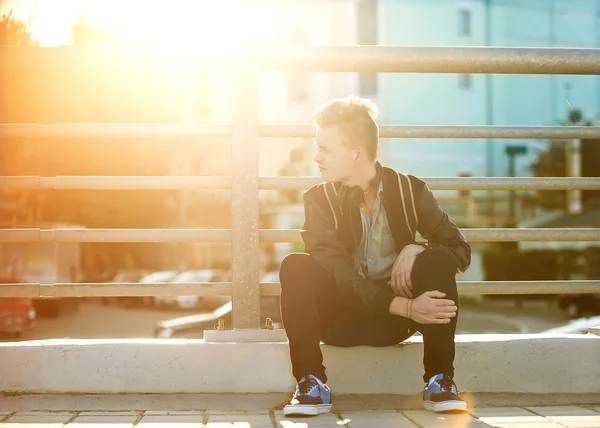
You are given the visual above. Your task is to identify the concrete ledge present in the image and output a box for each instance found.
[1,334,599,395]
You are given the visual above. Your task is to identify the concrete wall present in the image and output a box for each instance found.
[1,334,599,395]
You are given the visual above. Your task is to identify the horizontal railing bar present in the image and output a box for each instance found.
[3,176,600,191]
[47,282,233,298]
[262,229,600,242]
[1,280,598,297]
[0,283,39,298]
[1,228,599,243]
[0,229,232,242]
[260,281,600,296]
[262,177,600,191]
[0,176,232,190]
[0,124,231,139]
[2,45,599,74]
[456,281,600,295]
[260,125,600,140]
[259,46,600,74]
[2,124,599,140]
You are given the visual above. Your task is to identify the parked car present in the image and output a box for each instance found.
[540,315,600,335]
[557,294,600,319]
[102,269,153,306]
[154,270,231,310]
[153,301,233,338]
[0,276,36,337]
[138,270,179,307]
[152,270,282,338]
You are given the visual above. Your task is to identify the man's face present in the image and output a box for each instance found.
[314,125,357,183]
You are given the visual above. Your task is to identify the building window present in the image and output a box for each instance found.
[286,26,309,104]
[357,0,378,96]
[458,8,471,37]
[458,73,472,90]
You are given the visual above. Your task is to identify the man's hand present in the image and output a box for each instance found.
[410,291,457,324]
[388,244,426,297]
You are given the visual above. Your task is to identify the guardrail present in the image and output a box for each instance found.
[1,46,600,331]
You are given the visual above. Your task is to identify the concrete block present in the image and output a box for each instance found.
[588,326,600,336]
[0,334,599,395]
[204,328,287,342]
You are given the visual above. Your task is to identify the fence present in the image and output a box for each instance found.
[1,46,600,331]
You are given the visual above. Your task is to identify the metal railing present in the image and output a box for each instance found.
[1,46,600,331]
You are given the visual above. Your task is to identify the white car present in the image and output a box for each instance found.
[155,270,230,310]
[540,315,600,335]
[138,270,179,307]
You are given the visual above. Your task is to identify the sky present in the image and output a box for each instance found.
[0,0,290,47]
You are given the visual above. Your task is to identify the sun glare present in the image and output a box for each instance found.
[4,0,293,52]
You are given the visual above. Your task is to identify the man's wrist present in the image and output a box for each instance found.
[389,296,411,318]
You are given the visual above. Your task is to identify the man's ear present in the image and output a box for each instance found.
[355,145,368,161]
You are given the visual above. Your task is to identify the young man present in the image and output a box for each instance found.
[279,96,471,416]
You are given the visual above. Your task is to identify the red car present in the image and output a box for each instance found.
[0,276,36,336]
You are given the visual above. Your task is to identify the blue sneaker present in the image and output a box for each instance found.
[423,374,467,413]
[283,374,332,416]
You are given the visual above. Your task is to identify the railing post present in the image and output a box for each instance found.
[229,52,261,331]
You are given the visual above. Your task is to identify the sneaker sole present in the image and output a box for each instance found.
[283,404,332,416]
[424,400,467,413]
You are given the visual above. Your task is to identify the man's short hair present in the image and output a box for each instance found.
[314,96,380,161]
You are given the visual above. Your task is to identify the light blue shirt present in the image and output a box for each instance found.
[354,182,400,280]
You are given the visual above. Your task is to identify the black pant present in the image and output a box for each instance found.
[279,247,458,384]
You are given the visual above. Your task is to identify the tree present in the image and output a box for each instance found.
[0,10,38,222]
[530,110,600,210]
[0,10,37,45]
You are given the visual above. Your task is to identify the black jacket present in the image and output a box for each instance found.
[301,164,471,315]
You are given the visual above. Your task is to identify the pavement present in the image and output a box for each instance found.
[1,395,599,427]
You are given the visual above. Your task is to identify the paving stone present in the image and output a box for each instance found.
[138,413,204,427]
[403,410,490,427]
[69,410,138,426]
[0,423,65,428]
[1,411,74,423]
[67,422,134,428]
[274,410,342,427]
[206,413,273,427]
[144,411,204,416]
[526,406,600,428]
[77,412,138,417]
[470,407,564,427]
[338,410,417,427]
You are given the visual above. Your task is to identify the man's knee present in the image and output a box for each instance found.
[416,247,456,275]
[280,252,318,288]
